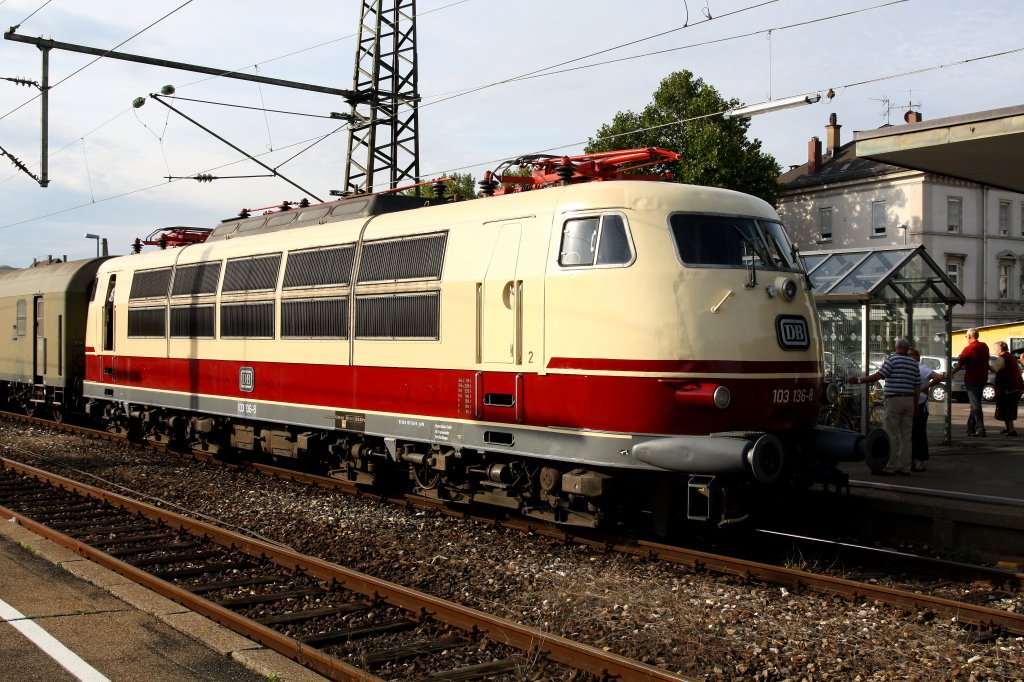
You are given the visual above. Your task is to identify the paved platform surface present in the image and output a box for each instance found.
[841,402,1024,503]
[0,518,327,682]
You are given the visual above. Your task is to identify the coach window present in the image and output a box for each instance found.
[15,299,26,338]
[559,214,633,267]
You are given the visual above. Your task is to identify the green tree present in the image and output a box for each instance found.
[406,172,478,201]
[585,70,783,205]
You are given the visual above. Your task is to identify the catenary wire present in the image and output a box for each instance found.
[0,0,196,124]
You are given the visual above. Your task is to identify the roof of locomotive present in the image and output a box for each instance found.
[99,180,781,275]
[0,257,111,295]
[213,180,778,239]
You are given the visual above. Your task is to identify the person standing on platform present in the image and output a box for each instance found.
[848,338,920,476]
[990,341,1024,436]
[907,347,943,472]
[952,328,990,437]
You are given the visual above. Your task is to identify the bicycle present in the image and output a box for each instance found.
[818,382,884,431]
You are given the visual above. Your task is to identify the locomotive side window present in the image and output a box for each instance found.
[559,214,634,267]
[560,218,598,265]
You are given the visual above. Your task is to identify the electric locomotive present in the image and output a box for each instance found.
[5,150,887,533]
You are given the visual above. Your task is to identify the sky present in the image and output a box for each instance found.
[0,0,1021,265]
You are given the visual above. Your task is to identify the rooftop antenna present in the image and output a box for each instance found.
[870,96,896,126]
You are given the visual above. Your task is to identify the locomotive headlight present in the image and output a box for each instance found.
[713,385,731,409]
[773,276,798,301]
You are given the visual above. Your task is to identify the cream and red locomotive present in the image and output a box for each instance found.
[1,150,885,532]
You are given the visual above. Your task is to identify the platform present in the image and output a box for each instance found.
[828,402,1024,563]
[0,518,326,682]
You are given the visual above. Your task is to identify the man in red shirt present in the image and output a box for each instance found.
[953,328,990,437]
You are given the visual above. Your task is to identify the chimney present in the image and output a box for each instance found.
[825,113,841,156]
[904,110,922,124]
[808,136,822,174]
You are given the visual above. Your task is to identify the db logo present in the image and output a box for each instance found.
[239,367,255,393]
[776,315,810,351]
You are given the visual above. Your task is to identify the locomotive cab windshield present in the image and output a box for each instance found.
[671,214,804,273]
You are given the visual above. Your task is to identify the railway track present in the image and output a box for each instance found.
[0,456,692,682]
[4,410,1023,640]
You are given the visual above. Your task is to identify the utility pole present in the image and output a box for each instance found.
[341,0,420,195]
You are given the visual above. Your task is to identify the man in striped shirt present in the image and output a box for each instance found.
[848,337,920,476]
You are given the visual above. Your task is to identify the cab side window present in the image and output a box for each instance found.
[559,214,633,267]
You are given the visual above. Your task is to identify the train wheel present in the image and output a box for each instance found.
[51,406,65,423]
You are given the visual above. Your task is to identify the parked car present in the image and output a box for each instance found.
[823,351,860,381]
[918,355,952,402]
[928,355,998,402]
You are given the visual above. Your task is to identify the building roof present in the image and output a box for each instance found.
[854,104,1024,194]
[778,139,903,191]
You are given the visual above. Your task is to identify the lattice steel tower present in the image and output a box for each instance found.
[342,0,420,195]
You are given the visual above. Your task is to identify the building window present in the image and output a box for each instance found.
[947,197,962,233]
[1020,260,1024,299]
[999,201,1010,236]
[871,201,886,236]
[946,259,962,289]
[1020,202,1024,237]
[998,260,1013,299]
[819,207,833,241]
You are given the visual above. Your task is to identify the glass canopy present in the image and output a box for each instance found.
[802,245,965,444]
[802,245,965,306]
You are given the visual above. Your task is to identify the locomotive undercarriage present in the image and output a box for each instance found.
[74,398,751,532]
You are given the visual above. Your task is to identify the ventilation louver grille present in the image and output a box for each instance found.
[170,305,215,338]
[283,245,355,289]
[127,307,166,337]
[129,268,171,300]
[356,292,439,339]
[282,298,348,338]
[222,254,282,293]
[221,301,275,338]
[172,262,221,297]
[357,233,447,283]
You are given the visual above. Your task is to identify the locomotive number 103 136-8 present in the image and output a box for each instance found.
[771,387,816,405]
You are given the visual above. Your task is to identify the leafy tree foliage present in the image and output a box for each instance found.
[585,70,783,205]
[405,172,478,201]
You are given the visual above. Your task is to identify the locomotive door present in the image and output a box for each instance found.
[480,223,521,364]
[32,296,44,383]
[479,224,523,424]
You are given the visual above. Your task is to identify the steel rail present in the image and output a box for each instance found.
[5,411,1023,633]
[0,456,693,682]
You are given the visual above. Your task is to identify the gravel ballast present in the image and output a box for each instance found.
[2,421,1021,681]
